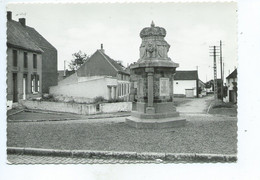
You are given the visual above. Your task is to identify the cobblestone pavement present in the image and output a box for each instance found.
[7,154,163,164]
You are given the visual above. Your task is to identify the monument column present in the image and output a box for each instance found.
[146,67,155,114]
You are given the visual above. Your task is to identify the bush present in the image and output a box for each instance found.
[42,94,53,100]
[107,98,124,103]
[93,96,106,104]
[41,94,57,102]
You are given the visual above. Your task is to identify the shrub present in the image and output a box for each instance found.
[41,94,57,102]
[107,98,124,103]
[93,96,106,104]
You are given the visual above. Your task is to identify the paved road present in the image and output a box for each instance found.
[7,154,162,164]
[176,95,214,114]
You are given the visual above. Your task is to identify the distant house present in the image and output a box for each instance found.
[205,79,223,99]
[58,70,75,82]
[50,46,130,101]
[225,69,237,103]
[198,79,206,96]
[173,70,199,97]
[6,11,57,103]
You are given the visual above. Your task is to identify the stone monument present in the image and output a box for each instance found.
[126,21,186,128]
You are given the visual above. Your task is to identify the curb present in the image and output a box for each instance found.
[88,114,130,119]
[7,147,237,163]
[7,118,79,123]
[7,109,25,117]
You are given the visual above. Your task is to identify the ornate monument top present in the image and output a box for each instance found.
[140,21,166,38]
[131,22,179,69]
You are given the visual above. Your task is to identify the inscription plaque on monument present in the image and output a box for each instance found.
[160,78,170,96]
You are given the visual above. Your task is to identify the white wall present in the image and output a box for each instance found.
[173,80,197,96]
[225,77,237,102]
[50,77,109,99]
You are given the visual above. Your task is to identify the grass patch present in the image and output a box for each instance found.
[208,101,237,116]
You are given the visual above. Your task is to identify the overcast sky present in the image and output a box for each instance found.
[7,2,237,82]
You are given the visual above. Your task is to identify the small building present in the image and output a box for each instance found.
[6,11,58,103]
[50,46,130,101]
[173,70,199,97]
[225,69,237,103]
[58,70,75,82]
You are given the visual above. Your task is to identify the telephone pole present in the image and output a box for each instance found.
[220,40,224,101]
[210,46,219,101]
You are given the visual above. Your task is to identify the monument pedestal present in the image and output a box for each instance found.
[126,116,186,129]
[126,101,186,129]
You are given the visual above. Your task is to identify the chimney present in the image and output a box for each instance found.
[7,11,12,21]
[100,43,105,53]
[19,18,26,27]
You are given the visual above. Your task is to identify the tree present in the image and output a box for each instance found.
[68,51,89,70]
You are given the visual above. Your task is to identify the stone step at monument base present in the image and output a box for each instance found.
[125,116,186,129]
[131,111,180,119]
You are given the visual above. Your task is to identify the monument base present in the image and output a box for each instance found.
[125,115,186,129]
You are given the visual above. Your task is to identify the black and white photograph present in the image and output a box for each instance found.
[1,0,260,179]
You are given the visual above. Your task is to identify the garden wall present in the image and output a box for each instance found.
[100,102,132,113]
[20,100,132,115]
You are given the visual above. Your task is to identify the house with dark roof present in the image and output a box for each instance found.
[57,70,75,82]
[173,70,199,97]
[6,11,57,103]
[225,69,237,103]
[50,46,130,101]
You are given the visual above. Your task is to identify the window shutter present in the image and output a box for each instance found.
[36,74,40,92]
[31,74,34,93]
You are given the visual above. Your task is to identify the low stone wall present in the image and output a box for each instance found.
[20,100,132,115]
[20,100,97,115]
[100,102,132,113]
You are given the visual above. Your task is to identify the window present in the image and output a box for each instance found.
[13,50,17,67]
[31,74,39,93]
[118,84,121,96]
[33,54,37,69]
[23,52,28,68]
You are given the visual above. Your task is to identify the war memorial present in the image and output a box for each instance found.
[126,22,186,128]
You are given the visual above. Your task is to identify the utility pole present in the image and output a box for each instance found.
[220,40,224,101]
[223,62,225,84]
[64,60,66,77]
[210,45,219,101]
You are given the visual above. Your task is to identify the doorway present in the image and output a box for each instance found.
[23,74,27,100]
[12,73,18,102]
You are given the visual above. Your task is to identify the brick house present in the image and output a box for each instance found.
[7,12,43,102]
[50,46,130,101]
[6,11,57,104]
